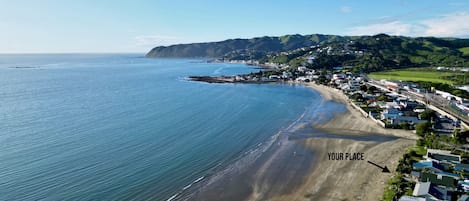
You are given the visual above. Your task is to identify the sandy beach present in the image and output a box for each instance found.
[268,83,417,201]
[185,83,417,201]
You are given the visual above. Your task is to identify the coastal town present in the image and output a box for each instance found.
[189,63,469,201]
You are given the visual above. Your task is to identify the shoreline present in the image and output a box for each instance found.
[179,81,417,201]
[276,83,417,201]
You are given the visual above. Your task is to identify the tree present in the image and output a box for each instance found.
[453,130,469,144]
[419,110,435,120]
[399,122,412,130]
[415,122,432,136]
[367,86,378,93]
[377,94,389,101]
[350,93,364,102]
[359,85,368,91]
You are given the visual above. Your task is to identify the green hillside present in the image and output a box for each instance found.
[145,34,350,58]
[146,34,469,72]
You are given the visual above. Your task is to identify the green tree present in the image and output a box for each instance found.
[398,122,412,130]
[377,94,390,101]
[367,86,378,93]
[419,110,435,120]
[350,93,364,102]
[415,121,432,136]
[453,130,469,144]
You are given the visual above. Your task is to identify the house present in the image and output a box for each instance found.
[332,73,345,80]
[268,75,280,80]
[412,161,445,173]
[411,87,427,94]
[382,114,426,125]
[412,182,453,200]
[297,66,310,72]
[458,180,469,193]
[434,117,458,136]
[455,163,469,172]
[420,171,459,188]
[348,80,361,91]
[426,149,461,164]
[413,182,431,197]
[401,101,421,110]
[296,76,312,82]
[281,71,292,79]
[382,100,400,109]
[306,56,316,64]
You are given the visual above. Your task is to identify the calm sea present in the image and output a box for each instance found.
[0,54,324,200]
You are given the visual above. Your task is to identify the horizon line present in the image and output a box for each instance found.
[0,52,147,55]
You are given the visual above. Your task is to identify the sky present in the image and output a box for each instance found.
[1,0,469,53]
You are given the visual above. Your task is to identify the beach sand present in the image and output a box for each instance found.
[267,83,416,201]
[185,83,417,201]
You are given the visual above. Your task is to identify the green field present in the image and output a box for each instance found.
[459,47,469,56]
[369,69,456,84]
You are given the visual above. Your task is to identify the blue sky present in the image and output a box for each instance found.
[1,0,469,53]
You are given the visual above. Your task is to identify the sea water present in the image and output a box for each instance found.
[0,54,324,200]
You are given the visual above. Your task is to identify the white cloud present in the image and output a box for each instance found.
[347,12,469,38]
[420,12,469,37]
[134,35,180,47]
[340,6,352,13]
[347,21,412,36]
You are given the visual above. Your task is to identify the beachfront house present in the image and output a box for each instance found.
[388,116,426,126]
[381,107,426,126]
[425,149,461,165]
[412,160,445,173]
[412,182,453,200]
[419,171,460,188]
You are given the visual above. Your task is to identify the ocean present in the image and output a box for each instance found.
[0,54,329,200]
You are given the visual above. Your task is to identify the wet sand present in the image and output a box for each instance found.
[277,83,417,201]
[182,83,417,201]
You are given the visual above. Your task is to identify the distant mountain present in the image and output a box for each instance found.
[146,33,469,72]
[145,34,350,58]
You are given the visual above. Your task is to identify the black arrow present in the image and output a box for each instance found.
[367,161,390,173]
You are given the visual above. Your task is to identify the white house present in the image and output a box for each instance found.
[282,71,293,79]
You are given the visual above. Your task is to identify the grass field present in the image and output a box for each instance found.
[369,69,456,84]
[459,47,469,56]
